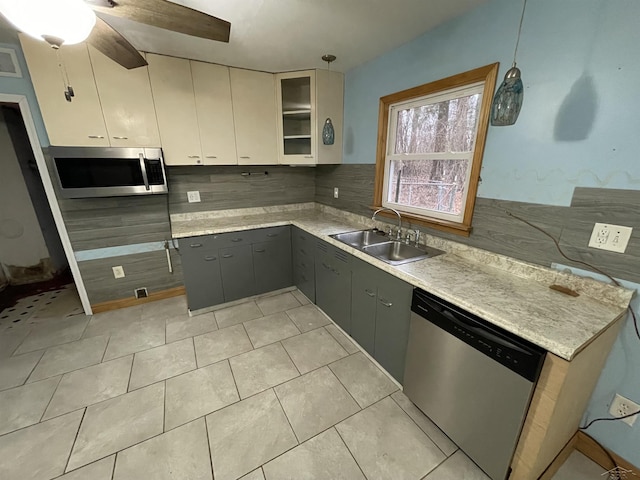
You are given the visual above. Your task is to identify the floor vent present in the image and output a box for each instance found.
[134,288,149,299]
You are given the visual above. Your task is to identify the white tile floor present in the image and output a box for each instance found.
[0,286,604,480]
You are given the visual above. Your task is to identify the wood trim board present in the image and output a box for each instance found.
[91,286,186,313]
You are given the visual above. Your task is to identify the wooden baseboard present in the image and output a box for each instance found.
[575,431,639,473]
[91,286,186,314]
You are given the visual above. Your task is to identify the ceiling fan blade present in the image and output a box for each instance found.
[86,0,231,43]
[87,17,148,69]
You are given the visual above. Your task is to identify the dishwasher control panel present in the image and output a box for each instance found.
[412,289,545,382]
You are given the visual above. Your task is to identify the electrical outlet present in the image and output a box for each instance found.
[333,187,339,199]
[187,191,201,203]
[112,266,125,279]
[609,393,640,426]
[588,223,632,253]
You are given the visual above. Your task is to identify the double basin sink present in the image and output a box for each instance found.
[329,229,444,266]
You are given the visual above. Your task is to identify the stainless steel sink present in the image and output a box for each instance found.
[330,229,444,265]
[362,241,443,265]
[330,229,389,249]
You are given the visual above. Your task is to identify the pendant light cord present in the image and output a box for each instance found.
[513,0,528,66]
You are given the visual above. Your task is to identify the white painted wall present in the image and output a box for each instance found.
[0,114,49,273]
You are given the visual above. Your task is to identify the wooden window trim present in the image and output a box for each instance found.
[373,63,499,237]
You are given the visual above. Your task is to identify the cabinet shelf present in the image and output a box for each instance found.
[284,135,311,140]
[283,109,311,115]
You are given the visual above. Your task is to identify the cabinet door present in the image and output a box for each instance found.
[89,47,160,147]
[219,244,255,302]
[350,259,378,355]
[253,239,293,295]
[315,241,351,333]
[229,68,278,165]
[147,54,202,165]
[191,61,237,165]
[181,249,224,311]
[20,35,109,146]
[374,273,413,383]
[275,70,316,165]
[293,227,315,302]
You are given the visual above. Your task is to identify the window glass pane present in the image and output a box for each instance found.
[394,93,481,154]
[387,159,469,216]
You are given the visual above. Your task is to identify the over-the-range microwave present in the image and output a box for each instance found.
[50,146,168,199]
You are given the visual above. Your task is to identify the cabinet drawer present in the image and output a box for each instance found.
[216,230,256,249]
[178,235,221,252]
[252,225,291,244]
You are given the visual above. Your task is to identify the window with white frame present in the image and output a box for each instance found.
[374,64,498,235]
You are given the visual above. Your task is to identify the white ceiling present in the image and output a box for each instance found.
[97,0,488,73]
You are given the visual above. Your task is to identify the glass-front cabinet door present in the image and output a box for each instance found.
[276,70,316,165]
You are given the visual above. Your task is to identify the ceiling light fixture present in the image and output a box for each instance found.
[0,0,96,47]
[491,0,527,126]
[321,54,336,145]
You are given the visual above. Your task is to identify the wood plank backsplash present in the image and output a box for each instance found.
[167,165,316,214]
[315,164,640,284]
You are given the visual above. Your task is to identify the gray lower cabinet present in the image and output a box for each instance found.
[180,248,224,311]
[351,256,412,383]
[180,226,293,310]
[315,240,352,333]
[219,244,256,302]
[253,238,292,295]
[292,227,315,302]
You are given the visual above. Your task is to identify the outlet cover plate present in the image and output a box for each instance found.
[187,191,201,203]
[609,393,640,426]
[588,223,632,253]
[112,266,125,279]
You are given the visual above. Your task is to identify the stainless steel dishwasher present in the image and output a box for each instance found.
[403,288,545,480]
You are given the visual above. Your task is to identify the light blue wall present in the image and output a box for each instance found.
[554,264,640,466]
[343,0,640,206]
[0,28,49,146]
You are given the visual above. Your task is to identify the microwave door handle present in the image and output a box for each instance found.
[139,154,150,191]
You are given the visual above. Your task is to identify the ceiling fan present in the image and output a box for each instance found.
[0,0,231,69]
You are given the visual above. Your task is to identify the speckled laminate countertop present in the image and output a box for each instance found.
[171,203,634,361]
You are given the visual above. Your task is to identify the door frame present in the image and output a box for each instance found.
[0,93,92,314]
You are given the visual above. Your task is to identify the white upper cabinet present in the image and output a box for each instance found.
[89,47,160,148]
[147,54,202,166]
[275,69,343,165]
[20,35,109,147]
[191,61,237,165]
[230,68,278,165]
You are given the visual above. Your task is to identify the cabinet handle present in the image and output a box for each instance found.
[190,243,203,248]
[88,135,105,139]
[222,254,233,259]
[112,136,128,140]
[300,262,306,268]
[231,238,243,243]
[188,155,201,158]
[204,256,217,261]
[240,156,250,159]
[266,233,278,238]
[365,289,376,297]
[322,262,331,270]
[379,298,393,308]
[301,274,307,281]
[254,249,266,253]
[300,249,307,255]
[205,155,217,158]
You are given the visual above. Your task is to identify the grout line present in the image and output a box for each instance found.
[63,407,87,474]
[241,322,256,350]
[18,349,46,389]
[162,380,167,433]
[126,354,135,393]
[273,387,300,444]
[279,340,301,376]
[334,426,369,479]
[100,335,111,363]
[226,358,242,405]
[203,410,216,479]
[388,393,454,458]
[325,362,363,410]
[38,374,64,422]
[110,453,116,480]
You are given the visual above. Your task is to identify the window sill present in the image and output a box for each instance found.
[369,206,471,237]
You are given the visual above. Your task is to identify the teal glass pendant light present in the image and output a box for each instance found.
[321,54,336,145]
[491,0,527,126]
[322,118,335,145]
